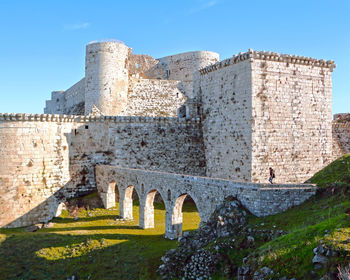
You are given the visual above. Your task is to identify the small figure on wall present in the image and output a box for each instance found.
[269,167,275,184]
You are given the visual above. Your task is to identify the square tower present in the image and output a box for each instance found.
[198,50,335,184]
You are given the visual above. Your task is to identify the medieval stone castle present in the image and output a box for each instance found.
[0,41,349,238]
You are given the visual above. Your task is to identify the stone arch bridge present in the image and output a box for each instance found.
[96,165,316,239]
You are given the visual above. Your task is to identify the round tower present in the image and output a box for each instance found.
[84,41,130,115]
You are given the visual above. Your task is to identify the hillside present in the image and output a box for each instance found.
[0,155,349,279]
[159,154,350,279]
[243,154,350,279]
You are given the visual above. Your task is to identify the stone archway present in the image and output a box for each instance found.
[165,193,200,239]
[140,189,165,229]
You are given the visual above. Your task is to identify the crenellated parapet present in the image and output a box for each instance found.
[0,113,201,124]
[334,113,350,123]
[199,49,336,75]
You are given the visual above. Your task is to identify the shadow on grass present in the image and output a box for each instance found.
[0,199,200,279]
[41,225,141,232]
[53,215,121,224]
[0,230,176,280]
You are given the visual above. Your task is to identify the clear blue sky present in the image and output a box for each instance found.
[0,0,348,114]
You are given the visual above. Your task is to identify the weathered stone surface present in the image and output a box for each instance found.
[45,78,85,115]
[198,52,336,184]
[95,165,316,239]
[332,114,350,159]
[1,41,349,229]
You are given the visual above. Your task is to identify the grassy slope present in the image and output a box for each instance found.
[0,202,200,280]
[246,154,350,278]
[0,155,349,279]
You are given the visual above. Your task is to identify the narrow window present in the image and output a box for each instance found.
[167,189,171,201]
[166,70,171,78]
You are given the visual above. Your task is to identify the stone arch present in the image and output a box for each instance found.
[119,185,139,220]
[139,189,166,229]
[165,193,200,239]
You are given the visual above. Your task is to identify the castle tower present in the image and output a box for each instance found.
[84,41,130,115]
[198,50,335,184]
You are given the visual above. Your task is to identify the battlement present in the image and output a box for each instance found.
[0,113,201,124]
[334,113,350,122]
[2,40,347,230]
[199,49,336,75]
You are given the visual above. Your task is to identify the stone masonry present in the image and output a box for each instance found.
[0,114,205,228]
[95,165,316,239]
[332,113,350,158]
[198,50,335,183]
[1,40,348,231]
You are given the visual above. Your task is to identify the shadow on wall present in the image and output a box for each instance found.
[1,122,113,228]
[1,110,207,228]
[4,184,70,228]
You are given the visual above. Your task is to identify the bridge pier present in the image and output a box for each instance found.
[164,194,187,239]
[139,190,156,229]
[99,181,116,209]
[119,186,134,220]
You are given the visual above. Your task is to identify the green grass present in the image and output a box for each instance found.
[0,201,200,280]
[1,155,349,279]
[244,154,350,279]
[307,153,350,188]
[253,214,349,278]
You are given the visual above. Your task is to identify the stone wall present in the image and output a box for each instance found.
[70,116,206,193]
[118,77,186,117]
[250,52,334,184]
[199,59,253,182]
[44,91,65,114]
[0,113,206,228]
[127,52,158,77]
[44,78,85,115]
[0,114,74,228]
[332,114,350,159]
[148,51,220,98]
[95,165,316,239]
[64,78,85,114]
[198,50,335,184]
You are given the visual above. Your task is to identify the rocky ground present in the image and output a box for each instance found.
[158,155,350,280]
[159,194,349,279]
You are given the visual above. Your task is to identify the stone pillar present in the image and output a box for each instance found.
[102,192,116,209]
[165,208,183,239]
[139,191,156,229]
[164,195,186,239]
[98,181,116,209]
[119,187,133,220]
[85,41,130,115]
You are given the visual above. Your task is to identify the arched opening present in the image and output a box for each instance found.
[165,194,200,239]
[120,185,139,220]
[140,189,165,229]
